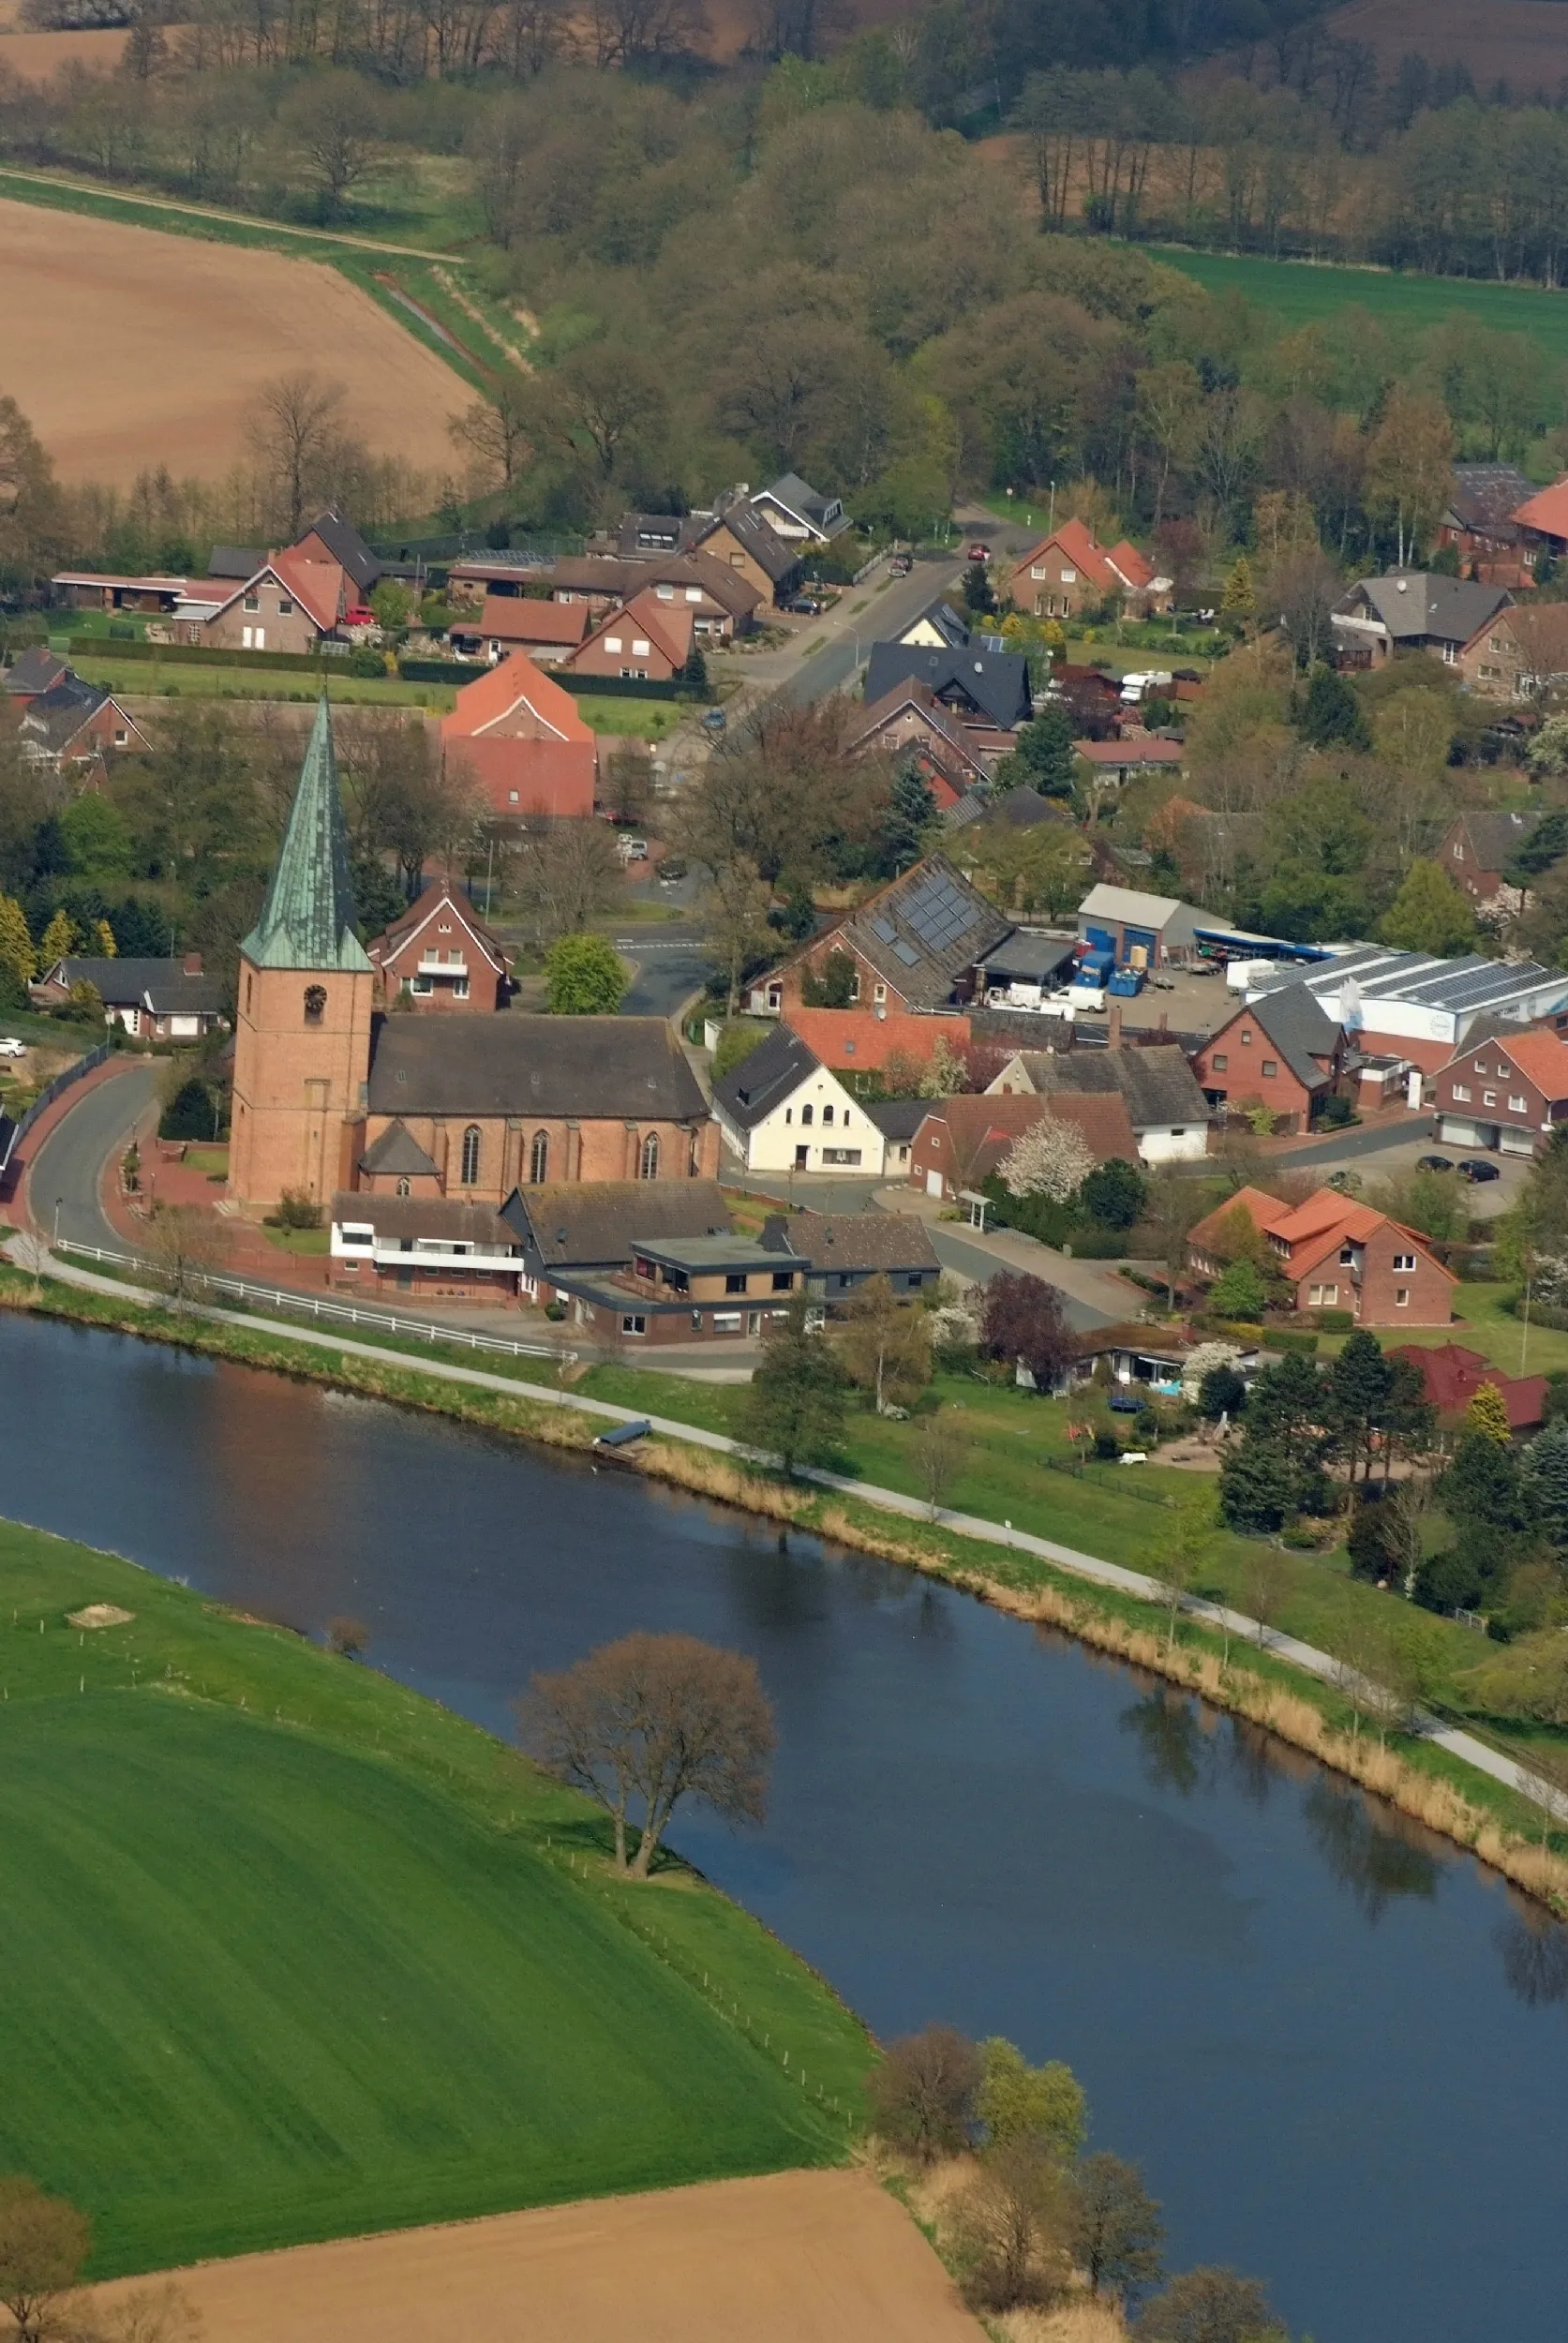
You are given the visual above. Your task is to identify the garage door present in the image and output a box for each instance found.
[1083,924,1116,956]
[1438,1116,1485,1148]
[1501,1126,1537,1157]
[1121,925,1157,967]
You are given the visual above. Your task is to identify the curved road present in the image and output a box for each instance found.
[23,1062,157,1250]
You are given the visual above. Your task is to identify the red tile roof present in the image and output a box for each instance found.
[1107,539,1156,589]
[269,549,344,633]
[1390,1342,1547,1429]
[1498,1027,1568,1099]
[1188,1185,1456,1287]
[1514,477,1568,540]
[784,1007,971,1072]
[441,652,595,743]
[476,596,589,647]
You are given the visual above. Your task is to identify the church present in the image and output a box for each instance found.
[228,698,718,1214]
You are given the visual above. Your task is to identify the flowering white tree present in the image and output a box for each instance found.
[998,1113,1093,1202]
[919,1033,970,1097]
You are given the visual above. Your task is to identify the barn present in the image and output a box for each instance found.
[1076,883,1201,970]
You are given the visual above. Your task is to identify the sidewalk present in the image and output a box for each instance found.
[8,1234,1558,1830]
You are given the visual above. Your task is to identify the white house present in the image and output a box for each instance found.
[986,1042,1211,1164]
[711,1024,887,1174]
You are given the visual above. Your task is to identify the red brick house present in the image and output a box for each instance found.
[1390,1341,1547,1432]
[1434,463,1539,589]
[1006,518,1172,622]
[366,880,511,1012]
[850,682,991,800]
[563,587,693,683]
[1436,809,1545,912]
[17,679,150,775]
[748,856,1012,1019]
[440,653,597,821]
[1187,1185,1455,1326]
[1431,1024,1568,1157]
[1190,983,1346,1133]
[908,1090,1137,1201]
[449,596,590,666]
[1457,602,1568,702]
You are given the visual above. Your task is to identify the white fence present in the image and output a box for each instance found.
[55,1241,562,1362]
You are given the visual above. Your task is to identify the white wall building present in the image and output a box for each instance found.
[710,1024,888,1175]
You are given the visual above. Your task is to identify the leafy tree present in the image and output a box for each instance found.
[58,792,133,874]
[712,1021,769,1082]
[801,947,858,1007]
[977,2038,1085,2158]
[1218,554,1255,632]
[280,71,384,216]
[158,1078,220,1142]
[978,1269,1072,1391]
[1082,1157,1145,1230]
[1298,663,1370,752]
[742,1291,846,1473]
[368,580,415,631]
[1522,1419,1568,1547]
[999,1112,1093,1202]
[1380,860,1478,956]
[1327,1328,1394,1485]
[769,876,818,942]
[1139,2264,1285,2343]
[876,759,938,874]
[1347,1493,1397,1583]
[1465,1381,1513,1445]
[0,893,35,988]
[351,856,407,945]
[1197,1362,1247,1420]
[1217,1438,1298,1534]
[1069,2153,1165,2302]
[0,2176,91,2343]
[679,645,709,694]
[1207,1257,1266,1320]
[519,1632,774,1877]
[1510,808,1568,885]
[1246,1350,1326,1446]
[543,932,628,1014]
[1366,384,1456,567]
[962,560,997,616]
[0,395,66,590]
[1007,705,1077,798]
[838,1274,933,1414]
[37,907,76,967]
[868,2024,982,2163]
[1441,1428,1529,1532]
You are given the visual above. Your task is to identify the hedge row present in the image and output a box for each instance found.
[71,635,351,676]
[396,658,710,703]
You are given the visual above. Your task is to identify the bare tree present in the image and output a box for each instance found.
[837,1274,932,1416]
[448,385,533,493]
[866,2024,981,2163]
[248,373,350,543]
[143,1204,231,1311]
[945,2135,1072,2314]
[914,1407,969,1520]
[280,72,384,218]
[511,813,620,946]
[697,852,773,1018]
[325,1615,370,1659]
[1147,1497,1211,1654]
[79,2281,202,2343]
[1069,2153,1165,2304]
[518,1632,774,1877]
[340,716,480,899]
[0,2177,91,2343]
[1242,1545,1290,1648]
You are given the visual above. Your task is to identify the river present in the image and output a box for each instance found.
[5,1311,1566,2341]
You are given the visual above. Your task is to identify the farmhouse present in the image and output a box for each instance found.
[366,880,510,1012]
[228,698,716,1215]
[1187,1185,1455,1328]
[986,1043,1210,1162]
[1005,518,1172,621]
[782,1006,972,1091]
[440,654,597,820]
[1430,1023,1568,1157]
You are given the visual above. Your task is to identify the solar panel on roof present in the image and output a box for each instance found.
[871,918,897,943]
[892,939,921,966]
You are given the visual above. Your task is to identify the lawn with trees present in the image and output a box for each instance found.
[0,1516,870,2276]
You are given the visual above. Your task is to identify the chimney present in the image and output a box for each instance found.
[1107,1001,1123,1051]
[759,1214,791,1253]
[1158,1011,1168,1032]
[182,952,202,976]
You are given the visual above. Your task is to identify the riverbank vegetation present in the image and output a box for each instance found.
[7,1257,1568,1915]
[0,1504,870,2276]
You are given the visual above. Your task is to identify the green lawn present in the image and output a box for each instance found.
[69,657,456,711]
[580,698,684,739]
[1322,1281,1568,1379]
[0,1517,869,2277]
[0,1011,95,1055]
[1139,245,1568,365]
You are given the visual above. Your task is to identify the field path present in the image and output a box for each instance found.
[87,2170,984,2343]
[0,163,460,259]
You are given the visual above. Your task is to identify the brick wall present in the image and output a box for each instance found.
[1190,1025,1316,1132]
[229,960,376,1210]
[353,1111,719,1203]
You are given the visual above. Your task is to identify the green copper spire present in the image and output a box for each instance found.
[242,694,370,972]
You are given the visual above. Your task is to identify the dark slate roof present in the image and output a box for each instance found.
[712,1023,819,1132]
[694,500,800,584]
[863,1096,930,1142]
[3,646,69,696]
[1337,574,1511,647]
[501,1179,732,1269]
[304,505,380,595]
[864,642,1032,733]
[987,788,1066,830]
[541,552,762,620]
[241,696,369,974]
[758,471,850,539]
[1456,807,1542,871]
[792,1210,940,1276]
[617,513,705,558]
[359,1119,441,1177]
[367,1015,709,1121]
[1242,983,1342,1090]
[1445,464,1533,531]
[901,598,971,649]
[207,544,263,580]
[47,956,222,1013]
[18,678,109,755]
[827,854,1014,1013]
[1026,1045,1209,1129]
[978,931,1077,983]
[331,1191,515,1246]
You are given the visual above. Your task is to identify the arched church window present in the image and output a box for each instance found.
[304,984,327,1025]
[460,1126,482,1186]
[530,1130,549,1185]
[396,1177,411,1198]
[640,1132,660,1181]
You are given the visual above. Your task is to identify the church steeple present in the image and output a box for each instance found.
[242,694,370,972]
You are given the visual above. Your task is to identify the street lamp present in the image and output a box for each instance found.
[52,1195,62,1251]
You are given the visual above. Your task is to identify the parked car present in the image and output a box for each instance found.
[966,542,992,563]
[616,836,649,862]
[784,594,826,616]
[343,605,375,627]
[658,858,688,885]
[0,1037,26,1059]
[700,708,726,733]
[889,553,913,576]
[1416,1154,1453,1172]
[1458,1158,1501,1183]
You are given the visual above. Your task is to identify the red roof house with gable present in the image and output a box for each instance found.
[907,1090,1137,1201]
[1007,518,1172,622]
[1389,1342,1547,1432]
[1432,1024,1568,1158]
[784,1007,972,1088]
[441,653,597,820]
[564,587,694,682]
[1187,1185,1455,1327]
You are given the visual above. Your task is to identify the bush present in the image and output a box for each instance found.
[1093,1428,1121,1460]
[158,1077,218,1142]
[276,1189,321,1231]
[1315,1094,1354,1128]
[1267,1327,1320,1354]
[1315,1308,1355,1332]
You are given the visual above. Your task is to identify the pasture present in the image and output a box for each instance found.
[0,196,464,485]
[0,1518,869,2276]
[1140,243,1568,365]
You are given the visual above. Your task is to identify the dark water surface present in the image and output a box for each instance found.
[6,1313,1567,2342]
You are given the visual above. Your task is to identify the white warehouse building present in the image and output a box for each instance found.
[1246,946,1568,1073]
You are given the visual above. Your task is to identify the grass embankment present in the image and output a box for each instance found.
[67,656,458,711]
[7,1259,1568,1909]
[1137,244,1568,365]
[0,1508,870,2279]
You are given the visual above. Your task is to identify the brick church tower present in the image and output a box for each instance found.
[228,697,374,1212]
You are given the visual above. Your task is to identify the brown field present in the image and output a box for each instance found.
[0,196,464,485]
[0,22,128,74]
[86,2171,984,2343]
[1324,0,1568,86]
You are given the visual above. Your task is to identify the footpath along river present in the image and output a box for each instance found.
[5,1310,1567,2342]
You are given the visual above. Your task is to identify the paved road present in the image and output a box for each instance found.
[1280,1119,1436,1168]
[613,925,713,1020]
[22,1062,157,1249]
[777,556,966,705]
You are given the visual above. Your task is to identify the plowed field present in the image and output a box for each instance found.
[0,197,464,485]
